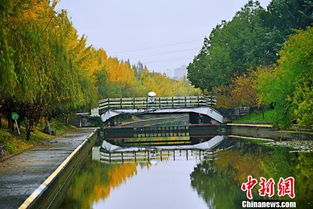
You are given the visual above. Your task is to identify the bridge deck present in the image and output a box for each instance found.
[99,96,215,114]
[95,96,224,123]
[100,107,224,123]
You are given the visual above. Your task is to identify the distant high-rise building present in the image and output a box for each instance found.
[134,61,145,76]
[172,65,187,80]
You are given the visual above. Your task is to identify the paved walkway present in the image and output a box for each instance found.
[0,128,97,209]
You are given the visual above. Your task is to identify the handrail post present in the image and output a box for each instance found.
[159,97,161,108]
[148,150,150,161]
[100,95,213,112]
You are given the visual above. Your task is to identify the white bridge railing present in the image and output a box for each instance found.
[99,96,216,113]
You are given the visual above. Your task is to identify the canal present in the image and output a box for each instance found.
[58,117,313,209]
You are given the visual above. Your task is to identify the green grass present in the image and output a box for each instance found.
[36,119,74,135]
[0,128,50,155]
[234,109,275,123]
[0,119,75,156]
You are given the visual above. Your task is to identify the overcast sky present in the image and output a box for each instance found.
[56,0,272,77]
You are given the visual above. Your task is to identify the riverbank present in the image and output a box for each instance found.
[0,128,98,209]
[228,123,313,140]
[0,120,75,160]
[233,109,275,123]
[227,122,313,153]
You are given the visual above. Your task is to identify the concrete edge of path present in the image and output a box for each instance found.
[228,135,274,142]
[227,123,273,128]
[18,128,99,209]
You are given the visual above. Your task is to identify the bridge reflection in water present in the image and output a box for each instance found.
[93,149,214,164]
[103,124,227,139]
[93,135,224,164]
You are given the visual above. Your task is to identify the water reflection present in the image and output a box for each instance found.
[60,137,313,209]
[190,139,313,209]
[94,135,223,164]
[94,148,216,164]
[102,135,224,152]
[59,161,138,209]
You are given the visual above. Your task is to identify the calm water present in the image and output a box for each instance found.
[60,138,313,209]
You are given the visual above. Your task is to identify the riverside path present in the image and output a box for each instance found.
[0,128,97,209]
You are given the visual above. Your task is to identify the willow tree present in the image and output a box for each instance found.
[0,0,49,133]
[0,0,97,139]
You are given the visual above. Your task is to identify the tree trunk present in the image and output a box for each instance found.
[7,115,14,132]
[262,106,265,120]
[26,129,31,141]
[26,124,31,140]
[26,119,34,140]
[0,114,2,129]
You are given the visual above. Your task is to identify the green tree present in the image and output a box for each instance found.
[188,1,268,92]
[256,27,313,127]
[187,0,313,93]
[0,1,97,138]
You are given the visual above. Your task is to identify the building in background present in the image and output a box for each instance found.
[172,65,187,80]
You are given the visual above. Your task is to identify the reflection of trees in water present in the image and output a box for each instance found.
[191,142,313,209]
[190,159,245,209]
[294,153,313,208]
[60,159,140,209]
